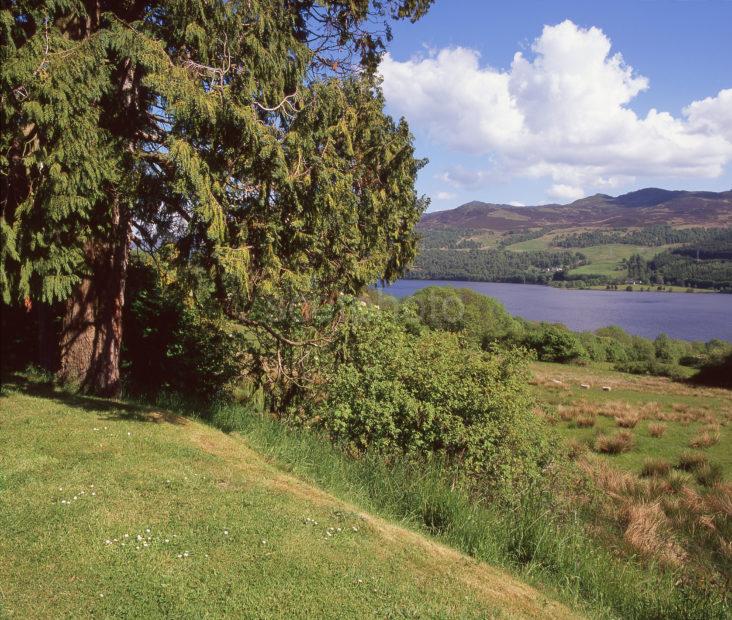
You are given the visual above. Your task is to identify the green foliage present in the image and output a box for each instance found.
[408,286,519,345]
[408,248,586,283]
[613,359,688,381]
[1,0,433,396]
[309,303,552,500]
[524,324,586,363]
[557,225,730,249]
[122,254,251,401]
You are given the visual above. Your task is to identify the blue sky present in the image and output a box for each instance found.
[379,0,732,211]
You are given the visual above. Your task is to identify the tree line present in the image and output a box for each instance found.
[556,225,731,248]
[407,248,587,283]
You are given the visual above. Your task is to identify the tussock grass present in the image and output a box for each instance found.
[695,463,724,487]
[615,412,640,428]
[573,414,596,428]
[647,422,667,438]
[622,502,686,568]
[641,458,671,478]
[593,430,635,454]
[677,451,709,472]
[690,429,721,449]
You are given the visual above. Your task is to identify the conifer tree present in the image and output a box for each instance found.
[1,0,431,395]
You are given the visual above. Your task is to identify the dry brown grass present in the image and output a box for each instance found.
[573,414,596,428]
[676,451,709,472]
[641,458,671,478]
[647,422,667,438]
[704,483,732,519]
[622,501,686,567]
[566,438,589,460]
[593,430,635,454]
[579,458,640,499]
[614,412,640,428]
[689,429,721,449]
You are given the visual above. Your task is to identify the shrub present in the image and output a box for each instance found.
[123,255,251,401]
[677,451,708,472]
[613,360,688,380]
[525,323,587,363]
[594,430,635,454]
[312,305,554,500]
[647,423,667,438]
[641,458,671,478]
[408,286,519,346]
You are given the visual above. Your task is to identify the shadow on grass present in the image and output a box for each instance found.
[0,371,187,425]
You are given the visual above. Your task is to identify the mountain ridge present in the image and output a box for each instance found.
[420,188,732,232]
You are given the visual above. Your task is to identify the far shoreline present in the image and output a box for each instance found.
[401,278,723,294]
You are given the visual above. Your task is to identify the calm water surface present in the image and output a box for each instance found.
[381,280,732,342]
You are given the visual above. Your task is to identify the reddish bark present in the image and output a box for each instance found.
[58,206,131,396]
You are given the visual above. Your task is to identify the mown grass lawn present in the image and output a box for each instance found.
[0,380,574,620]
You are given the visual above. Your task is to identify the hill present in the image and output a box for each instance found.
[410,189,732,288]
[0,382,575,619]
[419,188,732,232]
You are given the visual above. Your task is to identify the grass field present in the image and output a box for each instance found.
[0,380,576,619]
[501,235,685,283]
[566,244,676,277]
[530,361,732,479]
[5,374,730,618]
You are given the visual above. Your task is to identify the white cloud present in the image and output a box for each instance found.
[380,20,732,196]
[437,166,491,188]
[508,201,526,207]
[547,184,585,201]
[435,191,456,200]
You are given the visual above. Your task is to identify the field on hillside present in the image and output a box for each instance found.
[0,381,574,620]
[531,362,732,479]
[530,362,732,589]
[567,244,677,277]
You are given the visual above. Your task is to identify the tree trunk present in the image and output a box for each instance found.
[58,205,131,397]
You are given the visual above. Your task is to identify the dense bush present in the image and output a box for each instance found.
[613,360,688,380]
[523,323,587,362]
[122,255,252,401]
[409,286,519,345]
[311,303,553,500]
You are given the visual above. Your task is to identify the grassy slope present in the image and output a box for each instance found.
[531,362,732,478]
[483,234,681,283]
[566,244,676,277]
[0,384,576,620]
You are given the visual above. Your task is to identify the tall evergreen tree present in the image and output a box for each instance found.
[1,0,431,395]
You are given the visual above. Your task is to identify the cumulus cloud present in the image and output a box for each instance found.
[547,184,585,201]
[437,166,492,189]
[380,20,732,198]
[435,191,456,200]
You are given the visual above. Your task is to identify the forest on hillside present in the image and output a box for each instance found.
[410,225,732,290]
